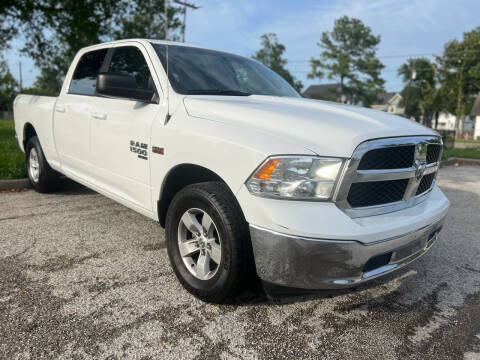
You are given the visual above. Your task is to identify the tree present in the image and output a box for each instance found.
[397,58,436,123]
[113,0,182,40]
[308,16,385,106]
[252,33,303,92]
[420,84,453,129]
[435,27,480,136]
[0,55,18,112]
[0,0,182,93]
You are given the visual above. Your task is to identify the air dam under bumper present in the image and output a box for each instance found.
[250,217,445,289]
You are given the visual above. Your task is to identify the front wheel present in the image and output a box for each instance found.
[165,182,255,303]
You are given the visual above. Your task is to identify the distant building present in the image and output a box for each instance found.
[303,84,352,104]
[435,112,474,137]
[471,93,480,139]
[303,84,340,102]
[435,112,457,131]
[370,92,404,115]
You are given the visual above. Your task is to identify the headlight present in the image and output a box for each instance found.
[246,156,344,201]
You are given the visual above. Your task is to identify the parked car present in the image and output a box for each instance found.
[13,39,450,303]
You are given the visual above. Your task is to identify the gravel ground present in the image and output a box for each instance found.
[0,165,479,360]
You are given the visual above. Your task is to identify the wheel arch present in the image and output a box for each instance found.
[23,122,38,150]
[158,163,238,227]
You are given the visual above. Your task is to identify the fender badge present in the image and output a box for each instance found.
[152,146,164,155]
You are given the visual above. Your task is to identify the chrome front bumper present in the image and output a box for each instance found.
[250,216,445,289]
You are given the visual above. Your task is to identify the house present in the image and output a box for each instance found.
[303,84,353,104]
[435,112,474,136]
[303,84,341,102]
[435,112,457,131]
[370,92,404,115]
[472,93,480,139]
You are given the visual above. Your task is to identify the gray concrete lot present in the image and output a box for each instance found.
[0,166,479,359]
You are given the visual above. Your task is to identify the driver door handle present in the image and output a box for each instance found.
[91,111,108,120]
[55,106,66,113]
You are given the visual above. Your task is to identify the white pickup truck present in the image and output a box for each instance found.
[14,39,450,303]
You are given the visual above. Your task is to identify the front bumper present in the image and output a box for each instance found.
[250,216,445,289]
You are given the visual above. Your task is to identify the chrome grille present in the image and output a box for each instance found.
[335,136,442,218]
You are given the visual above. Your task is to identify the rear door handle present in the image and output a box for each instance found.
[91,112,108,120]
[55,106,66,113]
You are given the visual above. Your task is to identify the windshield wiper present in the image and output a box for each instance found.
[184,89,252,96]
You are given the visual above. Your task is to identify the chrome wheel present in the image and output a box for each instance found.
[28,148,40,183]
[177,208,222,281]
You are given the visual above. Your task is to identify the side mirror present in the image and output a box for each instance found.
[96,73,156,103]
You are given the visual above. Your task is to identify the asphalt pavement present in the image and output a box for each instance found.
[0,165,479,359]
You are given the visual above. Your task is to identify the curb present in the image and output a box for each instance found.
[0,178,31,191]
[441,157,480,167]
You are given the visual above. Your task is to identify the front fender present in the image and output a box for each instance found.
[149,109,315,213]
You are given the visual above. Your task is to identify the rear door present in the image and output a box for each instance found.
[54,48,108,180]
[88,43,163,211]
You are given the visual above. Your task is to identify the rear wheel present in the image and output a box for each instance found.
[165,182,255,303]
[26,136,61,193]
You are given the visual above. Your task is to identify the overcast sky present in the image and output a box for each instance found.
[5,0,480,92]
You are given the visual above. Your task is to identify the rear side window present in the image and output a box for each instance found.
[108,46,154,91]
[69,49,107,96]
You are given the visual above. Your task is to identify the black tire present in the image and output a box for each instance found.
[165,182,255,303]
[25,136,61,193]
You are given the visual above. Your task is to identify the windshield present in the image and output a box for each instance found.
[152,44,300,98]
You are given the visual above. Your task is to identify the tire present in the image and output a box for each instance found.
[165,182,255,303]
[25,136,61,193]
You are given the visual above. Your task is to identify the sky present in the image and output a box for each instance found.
[5,0,480,92]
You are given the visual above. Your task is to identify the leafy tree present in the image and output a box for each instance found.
[253,33,303,92]
[308,16,385,106]
[1,0,182,93]
[397,58,436,122]
[420,84,453,129]
[435,27,480,135]
[113,0,182,40]
[0,55,18,112]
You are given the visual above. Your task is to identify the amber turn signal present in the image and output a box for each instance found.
[252,158,281,180]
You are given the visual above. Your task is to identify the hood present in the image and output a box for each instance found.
[183,95,437,158]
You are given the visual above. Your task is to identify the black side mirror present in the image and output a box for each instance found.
[96,73,156,103]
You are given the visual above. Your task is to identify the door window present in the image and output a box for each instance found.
[108,46,155,93]
[69,49,108,95]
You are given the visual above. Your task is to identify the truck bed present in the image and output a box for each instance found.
[13,94,59,166]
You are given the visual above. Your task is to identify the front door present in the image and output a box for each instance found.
[89,44,162,211]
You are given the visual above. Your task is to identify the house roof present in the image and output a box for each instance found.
[471,93,480,116]
[374,92,398,105]
[303,84,338,100]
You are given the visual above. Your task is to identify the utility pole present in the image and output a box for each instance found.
[403,59,416,118]
[18,61,23,92]
[164,0,169,40]
[173,0,199,42]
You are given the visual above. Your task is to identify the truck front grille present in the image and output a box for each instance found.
[426,144,442,164]
[416,173,436,195]
[347,179,409,207]
[358,146,415,170]
[335,136,442,218]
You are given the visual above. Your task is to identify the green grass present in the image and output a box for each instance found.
[455,138,480,144]
[0,119,27,179]
[443,147,480,160]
